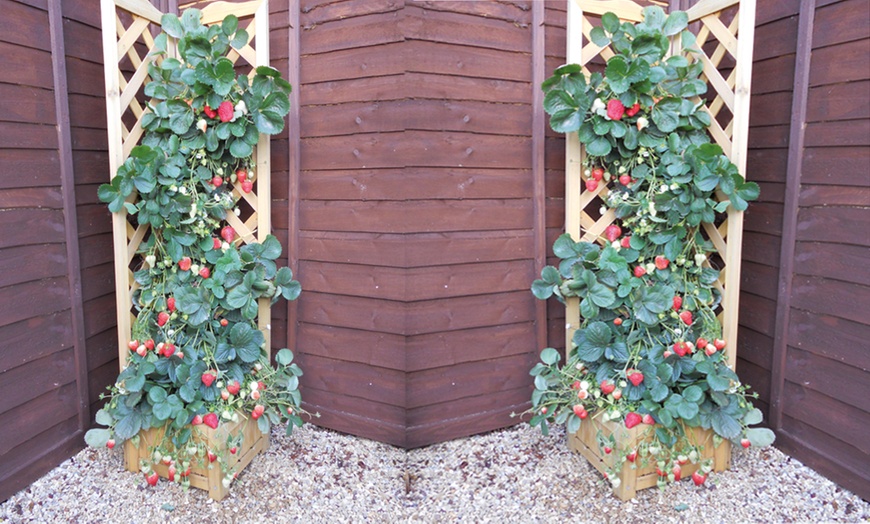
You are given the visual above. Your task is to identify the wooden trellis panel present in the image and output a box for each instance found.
[564,0,756,371]
[100,0,273,370]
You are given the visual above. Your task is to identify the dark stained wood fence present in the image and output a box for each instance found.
[1,0,868,502]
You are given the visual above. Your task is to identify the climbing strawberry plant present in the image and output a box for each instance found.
[529,7,773,489]
[86,9,306,492]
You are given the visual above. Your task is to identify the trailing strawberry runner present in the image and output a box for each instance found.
[87,8,310,498]
[527,6,773,498]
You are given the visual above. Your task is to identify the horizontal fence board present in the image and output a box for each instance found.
[300,199,533,234]
[0,276,71,327]
[751,54,796,95]
[303,403,405,448]
[796,207,870,245]
[301,10,402,55]
[0,0,50,52]
[0,149,60,188]
[406,322,536,372]
[790,275,870,324]
[62,17,103,64]
[406,230,535,267]
[85,328,118,373]
[748,91,792,128]
[406,384,530,430]
[784,352,870,420]
[0,41,53,89]
[301,99,532,138]
[406,290,535,336]
[298,353,405,407]
[799,184,870,207]
[300,167,533,201]
[805,120,870,147]
[0,347,75,417]
[747,147,788,182]
[0,310,72,372]
[800,146,870,186]
[0,186,63,209]
[300,74,405,105]
[812,0,870,49]
[0,242,67,288]
[741,231,782,266]
[786,308,870,372]
[736,325,773,371]
[298,292,405,335]
[300,42,404,84]
[737,292,777,336]
[776,419,870,501]
[406,394,528,448]
[0,83,55,125]
[406,352,535,409]
[405,40,531,82]
[783,383,870,460]
[740,260,779,301]
[405,72,530,104]
[0,419,81,503]
[743,202,783,235]
[793,241,870,285]
[81,293,116,338]
[0,121,58,149]
[300,0,401,27]
[296,323,404,371]
[806,80,870,123]
[301,386,405,429]
[810,39,870,86]
[77,233,113,266]
[0,381,79,458]
[752,15,798,62]
[404,6,531,53]
[411,0,532,24]
[80,262,116,302]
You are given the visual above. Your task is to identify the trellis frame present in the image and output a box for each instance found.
[563,0,756,371]
[100,0,274,495]
[562,0,755,499]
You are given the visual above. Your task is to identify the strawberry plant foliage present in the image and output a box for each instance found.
[528,7,772,490]
[88,9,309,490]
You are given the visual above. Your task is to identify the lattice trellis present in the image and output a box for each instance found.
[564,0,755,370]
[100,0,274,369]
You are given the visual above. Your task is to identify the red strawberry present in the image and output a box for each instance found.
[199,267,211,279]
[654,256,670,270]
[229,446,238,455]
[705,344,717,357]
[144,339,155,351]
[203,413,219,429]
[241,180,254,193]
[672,465,682,481]
[540,406,548,415]
[604,446,612,454]
[220,319,229,327]
[157,311,170,326]
[624,412,642,429]
[692,471,707,486]
[167,297,176,312]
[606,99,625,120]
[679,310,693,325]
[626,450,637,462]
[612,389,622,400]
[167,465,176,482]
[251,390,261,400]
[605,224,622,242]
[227,380,241,395]
[128,340,139,350]
[625,102,641,117]
[613,317,623,326]
[600,380,615,395]
[673,295,682,311]
[642,413,655,425]
[633,265,646,278]
[591,167,605,181]
[211,175,223,187]
[161,343,175,357]
[220,225,236,244]
[106,439,115,449]
[585,179,599,192]
[213,237,222,250]
[191,414,203,425]
[221,390,230,400]
[252,404,265,419]
[628,372,644,387]
[236,169,247,182]
[741,438,751,448]
[620,236,631,248]
[203,105,217,119]
[714,338,727,350]
[207,450,217,463]
[217,101,234,122]
[180,467,190,478]
[619,174,632,186]
[696,338,708,349]
[201,372,216,387]
[178,257,191,271]
[572,405,586,418]
[673,341,689,357]
[145,471,159,486]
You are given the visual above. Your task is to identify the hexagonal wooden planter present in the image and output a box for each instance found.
[124,415,270,501]
[568,418,730,500]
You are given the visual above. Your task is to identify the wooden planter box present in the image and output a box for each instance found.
[568,418,730,500]
[123,415,270,501]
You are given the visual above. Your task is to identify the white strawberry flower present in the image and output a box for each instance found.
[580,381,589,391]
[234,208,241,216]
[636,116,649,130]
[145,255,156,267]
[235,100,247,115]
[695,253,707,266]
[222,241,230,250]
[196,118,207,133]
[612,240,621,250]
[592,98,606,112]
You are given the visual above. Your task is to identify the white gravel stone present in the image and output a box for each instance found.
[1,424,867,523]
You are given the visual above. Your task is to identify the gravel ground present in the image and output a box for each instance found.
[1,423,867,523]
